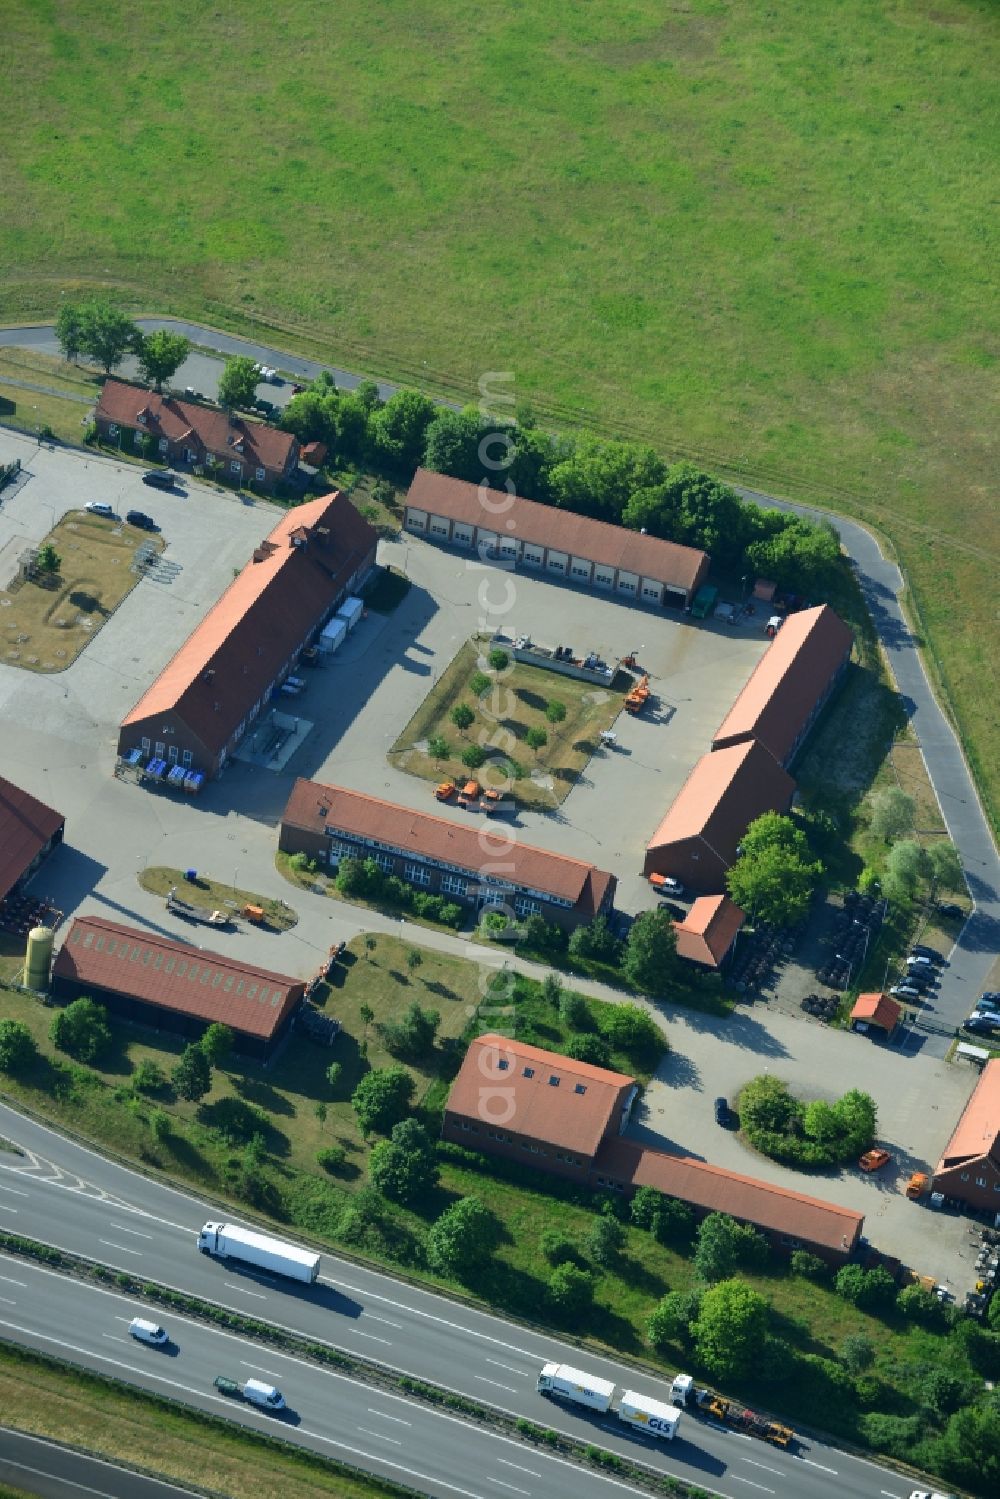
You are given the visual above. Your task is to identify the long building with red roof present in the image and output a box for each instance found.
[117,492,377,778]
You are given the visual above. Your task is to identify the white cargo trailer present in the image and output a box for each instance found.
[198,1222,320,1283]
[618,1390,681,1440]
[536,1362,615,1413]
[318,617,347,654]
[337,595,364,631]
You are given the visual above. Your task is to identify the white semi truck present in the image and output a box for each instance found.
[198,1222,320,1284]
[537,1363,682,1441]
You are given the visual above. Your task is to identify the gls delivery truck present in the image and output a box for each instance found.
[198,1222,320,1284]
[537,1363,681,1441]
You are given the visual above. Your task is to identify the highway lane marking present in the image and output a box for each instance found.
[356,1426,402,1445]
[324,1274,542,1361]
[485,1358,529,1376]
[110,1223,153,1239]
[798,1457,838,1474]
[240,1360,281,1379]
[0,1205,19,1214]
[742,1459,783,1476]
[731,1479,774,1495]
[351,1329,392,1346]
[474,1375,518,1393]
[367,1408,411,1426]
[497,1458,541,1477]
[224,1282,266,1299]
[0,1296,17,1305]
[0,1184,29,1197]
[0,1455,127,1499]
[485,1478,530,1496]
[97,1239,141,1256]
[365,1313,403,1328]
[0,1275,27,1287]
[100,1334,130,1346]
[880,1491,905,1497]
[0,1430,198,1496]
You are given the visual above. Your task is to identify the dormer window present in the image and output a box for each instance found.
[523,1067,534,1078]
[496,1058,509,1072]
[548,1075,560,1087]
[574,1084,587,1095]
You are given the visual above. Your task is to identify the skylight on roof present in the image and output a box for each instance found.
[549,1075,560,1087]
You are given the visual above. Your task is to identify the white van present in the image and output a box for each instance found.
[129,1317,168,1346]
[242,1378,285,1410]
[85,501,115,518]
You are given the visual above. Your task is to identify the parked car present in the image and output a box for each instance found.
[979,991,1000,1006]
[859,1149,891,1172]
[906,954,933,969]
[84,501,114,517]
[714,1097,736,1128]
[910,944,944,963]
[964,1014,998,1034]
[649,873,685,897]
[935,901,963,919]
[142,470,176,490]
[125,509,157,530]
[975,996,1000,1013]
[889,984,922,1000]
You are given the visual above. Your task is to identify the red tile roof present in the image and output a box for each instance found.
[0,777,64,903]
[96,380,296,474]
[282,779,616,914]
[446,1035,636,1157]
[52,916,304,1040]
[596,1138,864,1254]
[850,992,902,1032]
[406,468,709,594]
[674,894,745,967]
[119,493,376,758]
[713,605,854,765]
[937,1059,1000,1169]
[646,742,795,864]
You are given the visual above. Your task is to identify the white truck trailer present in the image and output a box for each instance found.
[537,1363,681,1440]
[198,1222,320,1284]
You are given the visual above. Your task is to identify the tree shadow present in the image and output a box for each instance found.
[68,589,110,617]
[197,1096,291,1157]
[231,1076,296,1117]
[516,688,548,711]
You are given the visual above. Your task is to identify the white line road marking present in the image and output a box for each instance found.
[743,1459,783,1476]
[0,1184,29,1197]
[110,1223,153,1239]
[367,1408,412,1426]
[485,1478,530,1496]
[240,1361,280,1379]
[98,1240,141,1256]
[485,1358,528,1376]
[324,1273,543,1361]
[0,1275,27,1287]
[474,1375,517,1393]
[352,1329,392,1345]
[364,1313,403,1328]
[799,1457,838,1474]
[731,1479,774,1494]
[356,1426,402,1445]
[0,1296,17,1305]
[0,1455,127,1499]
[223,1283,266,1299]
[497,1459,541,1477]
[100,1334,130,1346]
[0,1205,19,1213]
[880,1492,905,1498]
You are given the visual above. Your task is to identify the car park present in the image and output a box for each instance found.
[142,470,176,490]
[129,1317,168,1345]
[84,501,114,517]
[125,509,158,530]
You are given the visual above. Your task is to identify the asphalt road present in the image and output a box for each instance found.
[0,1101,919,1499]
[0,1428,198,1499]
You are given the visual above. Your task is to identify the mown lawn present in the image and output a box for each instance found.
[1,0,996,828]
[389,639,624,807]
[0,346,99,444]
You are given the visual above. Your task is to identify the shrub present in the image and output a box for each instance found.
[600,1004,661,1055]
[647,1292,692,1351]
[897,1282,948,1326]
[352,1066,415,1135]
[317,1145,348,1173]
[586,1215,624,1266]
[0,1020,37,1075]
[564,1034,612,1068]
[131,1059,167,1096]
[50,998,113,1064]
[558,991,591,1030]
[790,1250,827,1280]
[840,1333,876,1373]
[379,1000,439,1061]
[835,1263,897,1311]
[546,1262,594,1318]
[694,1212,769,1281]
[540,1230,579,1266]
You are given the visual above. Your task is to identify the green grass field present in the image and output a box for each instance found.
[1,0,997,828]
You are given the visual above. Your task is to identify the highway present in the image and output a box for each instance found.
[0,1102,919,1499]
[0,1428,199,1499]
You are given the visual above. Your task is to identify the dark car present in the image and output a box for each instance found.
[126,509,158,530]
[935,901,964,919]
[142,469,176,490]
[910,944,944,963]
[714,1097,736,1128]
[965,1015,998,1035]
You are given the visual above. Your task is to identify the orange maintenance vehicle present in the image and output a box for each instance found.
[624,674,650,714]
[457,779,481,809]
[434,780,456,802]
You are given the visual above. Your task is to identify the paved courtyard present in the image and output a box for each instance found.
[279,530,768,912]
[630,1002,982,1288]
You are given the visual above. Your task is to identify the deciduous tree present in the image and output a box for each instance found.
[427,1195,501,1278]
[351,1065,414,1135]
[49,997,112,1064]
[693,1279,770,1380]
[622,908,677,996]
[136,329,190,392]
[368,1118,439,1204]
[171,1043,212,1102]
[218,355,261,411]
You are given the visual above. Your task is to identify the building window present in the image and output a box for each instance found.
[167,744,178,763]
[133,430,143,445]
[182,750,193,767]
[404,862,432,887]
[108,423,119,436]
[523,1067,535,1078]
[642,585,660,599]
[140,737,151,753]
[549,1075,560,1087]
[256,466,266,481]
[479,889,506,908]
[373,851,394,873]
[154,741,165,757]
[976,1177,988,1187]
[571,564,590,578]
[230,460,242,475]
[496,1058,509,1071]
[158,437,168,452]
[960,1173,970,1181]
[574,1084,587,1095]
[514,896,541,918]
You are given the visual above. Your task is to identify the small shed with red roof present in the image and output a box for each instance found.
[850,992,901,1037]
